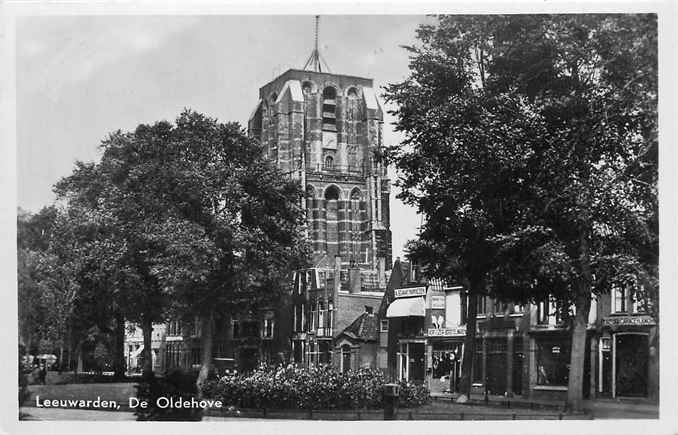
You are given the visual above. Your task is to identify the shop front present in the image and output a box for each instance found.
[386,286,427,383]
[528,329,594,400]
[427,328,465,394]
[598,314,657,399]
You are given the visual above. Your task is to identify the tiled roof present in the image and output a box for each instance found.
[340,312,379,342]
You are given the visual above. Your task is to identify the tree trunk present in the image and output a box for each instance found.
[76,341,83,373]
[458,277,480,397]
[24,335,32,364]
[141,317,154,380]
[196,309,215,396]
[112,311,126,379]
[567,226,593,412]
[567,284,591,412]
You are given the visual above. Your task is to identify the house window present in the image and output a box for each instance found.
[341,344,352,372]
[168,320,181,336]
[319,341,330,364]
[613,287,626,313]
[263,318,274,339]
[380,319,389,332]
[613,286,638,314]
[535,338,570,386]
[308,342,317,365]
[318,301,326,332]
[493,299,508,315]
[537,296,564,325]
[476,295,488,315]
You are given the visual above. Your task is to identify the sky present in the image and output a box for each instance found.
[16,15,430,260]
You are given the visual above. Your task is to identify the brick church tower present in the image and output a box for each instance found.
[247,18,392,367]
[248,70,392,283]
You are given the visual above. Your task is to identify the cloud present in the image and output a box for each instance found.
[17,16,201,95]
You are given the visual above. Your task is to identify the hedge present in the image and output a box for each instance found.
[202,364,430,410]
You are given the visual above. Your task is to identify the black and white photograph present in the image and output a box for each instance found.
[4,2,675,432]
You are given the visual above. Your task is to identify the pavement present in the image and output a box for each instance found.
[18,383,659,421]
[430,392,659,419]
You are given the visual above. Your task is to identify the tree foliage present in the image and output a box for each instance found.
[54,110,309,386]
[385,15,657,409]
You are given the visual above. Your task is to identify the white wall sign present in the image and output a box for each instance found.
[427,327,466,337]
[394,287,426,298]
[431,295,445,309]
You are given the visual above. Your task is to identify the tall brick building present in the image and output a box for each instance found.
[248,68,392,368]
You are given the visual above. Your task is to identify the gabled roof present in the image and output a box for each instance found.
[378,258,410,317]
[312,254,332,269]
[339,311,379,342]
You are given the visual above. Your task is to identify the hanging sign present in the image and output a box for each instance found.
[394,286,426,298]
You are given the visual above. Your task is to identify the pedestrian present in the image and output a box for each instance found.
[39,362,47,385]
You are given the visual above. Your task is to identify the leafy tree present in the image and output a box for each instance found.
[57,110,309,391]
[125,111,310,392]
[55,153,170,378]
[386,15,657,410]
[17,207,59,360]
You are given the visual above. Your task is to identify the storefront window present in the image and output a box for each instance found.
[536,338,570,386]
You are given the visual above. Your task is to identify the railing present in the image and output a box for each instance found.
[305,163,387,177]
[203,407,580,421]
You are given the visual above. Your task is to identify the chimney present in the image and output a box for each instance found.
[334,255,341,295]
[349,266,361,294]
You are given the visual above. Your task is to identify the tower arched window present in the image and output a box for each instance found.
[324,185,340,201]
[322,87,337,131]
[322,86,338,150]
[324,184,340,258]
[324,155,334,170]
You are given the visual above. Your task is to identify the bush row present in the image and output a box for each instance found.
[201,364,430,410]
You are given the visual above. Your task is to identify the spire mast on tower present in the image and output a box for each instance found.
[303,16,331,73]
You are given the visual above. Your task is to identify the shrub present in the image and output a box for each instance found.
[398,380,431,407]
[134,369,203,421]
[203,363,429,410]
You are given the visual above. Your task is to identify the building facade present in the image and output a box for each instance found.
[380,262,658,401]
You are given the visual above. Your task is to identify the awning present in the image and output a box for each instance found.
[386,297,425,318]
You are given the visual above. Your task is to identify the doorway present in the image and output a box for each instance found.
[615,333,649,397]
[486,338,507,395]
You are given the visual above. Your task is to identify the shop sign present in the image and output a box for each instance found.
[430,295,445,309]
[427,327,466,337]
[602,315,655,327]
[394,286,427,298]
